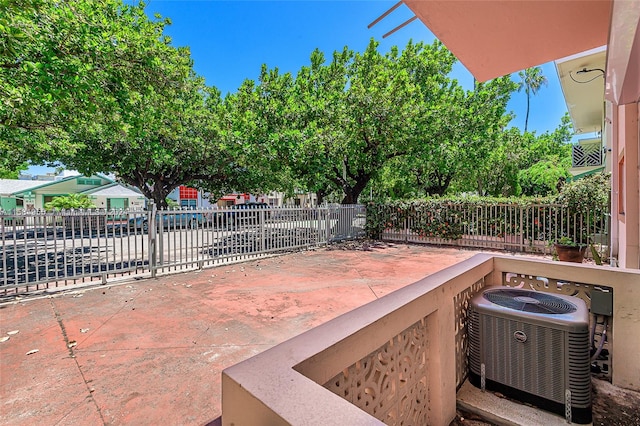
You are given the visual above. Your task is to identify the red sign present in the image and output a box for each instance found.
[179,186,198,200]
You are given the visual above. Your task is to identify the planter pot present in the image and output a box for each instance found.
[554,243,587,263]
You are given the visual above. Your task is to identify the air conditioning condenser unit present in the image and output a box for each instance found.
[468,287,591,424]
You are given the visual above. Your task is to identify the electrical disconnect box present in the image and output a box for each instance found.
[591,289,613,316]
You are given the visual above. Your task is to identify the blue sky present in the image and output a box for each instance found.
[30,0,570,175]
[140,0,568,133]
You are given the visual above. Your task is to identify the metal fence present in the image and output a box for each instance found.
[0,204,365,296]
[375,203,609,257]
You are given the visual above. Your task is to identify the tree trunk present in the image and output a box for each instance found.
[424,172,453,196]
[119,175,172,209]
[340,174,371,205]
[524,90,530,132]
[341,192,355,204]
[151,187,169,209]
[316,190,325,206]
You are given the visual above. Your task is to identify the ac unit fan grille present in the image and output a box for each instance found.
[483,288,577,314]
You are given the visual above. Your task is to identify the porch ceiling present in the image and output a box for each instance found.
[556,47,606,134]
[403,0,612,82]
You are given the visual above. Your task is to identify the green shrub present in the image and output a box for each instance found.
[553,172,610,242]
[518,158,571,196]
[44,194,96,211]
[366,184,610,246]
[365,196,549,240]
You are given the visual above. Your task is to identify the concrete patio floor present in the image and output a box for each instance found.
[1,243,526,425]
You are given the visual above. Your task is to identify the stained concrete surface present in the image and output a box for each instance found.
[1,243,488,425]
[455,377,640,426]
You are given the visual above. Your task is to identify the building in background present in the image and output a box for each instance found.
[168,186,319,209]
[0,174,145,211]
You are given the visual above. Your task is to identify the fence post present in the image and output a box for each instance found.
[325,206,331,243]
[404,214,409,243]
[519,205,524,252]
[149,203,157,278]
[260,209,266,251]
[316,206,322,245]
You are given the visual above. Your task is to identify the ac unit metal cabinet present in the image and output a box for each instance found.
[468,287,591,424]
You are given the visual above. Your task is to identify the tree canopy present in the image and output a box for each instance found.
[1,0,154,167]
[1,0,246,207]
[229,39,503,204]
[2,2,572,206]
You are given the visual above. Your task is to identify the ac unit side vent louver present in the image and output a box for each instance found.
[468,287,592,424]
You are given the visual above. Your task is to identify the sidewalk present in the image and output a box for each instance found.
[1,243,487,425]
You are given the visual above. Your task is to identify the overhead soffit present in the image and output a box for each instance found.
[403,0,612,82]
[606,0,640,104]
[556,47,607,135]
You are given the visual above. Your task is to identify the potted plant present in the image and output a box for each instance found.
[553,236,587,263]
[552,173,610,264]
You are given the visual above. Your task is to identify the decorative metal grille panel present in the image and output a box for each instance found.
[323,317,430,425]
[454,278,486,388]
[572,141,603,167]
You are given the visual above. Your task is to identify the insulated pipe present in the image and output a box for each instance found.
[591,316,609,362]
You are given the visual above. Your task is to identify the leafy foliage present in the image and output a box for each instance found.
[2,2,571,207]
[44,194,96,211]
[469,114,573,197]
[554,173,611,243]
[518,157,571,196]
[0,159,27,179]
[0,0,246,207]
[230,39,463,204]
[404,77,516,196]
[1,0,156,167]
[555,172,610,215]
[366,196,546,240]
[165,197,179,208]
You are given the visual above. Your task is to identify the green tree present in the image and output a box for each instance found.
[270,39,457,204]
[68,79,242,208]
[223,66,301,201]
[472,114,572,197]
[408,77,516,196]
[0,159,27,179]
[518,67,548,132]
[1,0,148,168]
[227,40,457,204]
[375,75,516,198]
[516,113,573,195]
[470,128,528,196]
[1,0,239,208]
[338,40,458,203]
